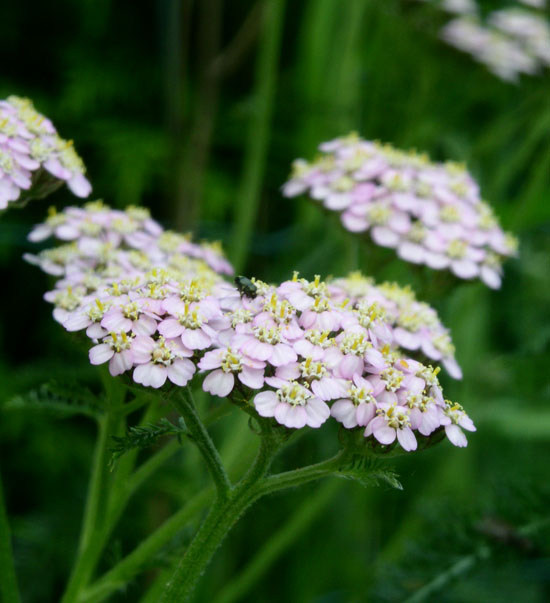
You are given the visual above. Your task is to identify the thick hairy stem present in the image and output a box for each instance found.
[257,450,347,496]
[81,430,261,603]
[214,478,340,603]
[158,431,279,602]
[0,469,21,603]
[171,388,231,498]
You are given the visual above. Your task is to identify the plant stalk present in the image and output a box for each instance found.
[171,388,232,499]
[158,431,279,602]
[61,409,120,603]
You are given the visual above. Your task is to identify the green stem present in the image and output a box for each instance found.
[171,388,231,499]
[257,450,346,496]
[0,470,21,603]
[61,408,120,603]
[82,434,261,603]
[229,0,286,272]
[158,429,280,602]
[214,479,340,603]
[79,488,214,603]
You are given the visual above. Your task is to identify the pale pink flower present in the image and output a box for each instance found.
[63,297,112,338]
[399,391,442,436]
[158,300,219,350]
[441,401,476,447]
[89,332,136,376]
[131,336,195,388]
[331,374,377,428]
[275,357,348,401]
[253,380,330,429]
[329,275,462,379]
[365,401,417,451]
[101,301,158,336]
[234,323,297,367]
[199,347,265,397]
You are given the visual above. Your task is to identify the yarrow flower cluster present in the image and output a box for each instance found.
[26,198,232,274]
[437,1,550,82]
[0,96,91,210]
[283,133,518,288]
[329,272,462,379]
[28,208,475,451]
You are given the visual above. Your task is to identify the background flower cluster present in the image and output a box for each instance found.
[0,96,91,210]
[283,133,518,288]
[435,0,550,82]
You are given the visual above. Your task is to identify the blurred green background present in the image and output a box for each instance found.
[1,0,549,601]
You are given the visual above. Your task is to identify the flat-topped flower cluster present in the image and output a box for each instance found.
[438,2,550,82]
[27,206,474,450]
[0,96,91,209]
[25,201,233,324]
[329,272,461,379]
[283,133,518,288]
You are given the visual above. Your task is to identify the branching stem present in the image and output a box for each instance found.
[170,388,232,499]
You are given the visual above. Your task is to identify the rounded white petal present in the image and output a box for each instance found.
[203,369,234,397]
[396,427,417,451]
[445,424,468,447]
[331,399,358,428]
[89,343,114,365]
[167,359,196,386]
[304,398,330,428]
[254,391,278,417]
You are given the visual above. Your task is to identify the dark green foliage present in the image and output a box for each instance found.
[370,482,550,602]
[0,0,549,601]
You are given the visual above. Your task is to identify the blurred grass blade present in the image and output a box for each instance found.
[0,470,22,603]
[229,0,286,272]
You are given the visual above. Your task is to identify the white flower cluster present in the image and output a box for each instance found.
[283,133,518,289]
[0,96,91,210]
[27,205,474,451]
[439,1,550,82]
[329,272,462,378]
[24,200,233,326]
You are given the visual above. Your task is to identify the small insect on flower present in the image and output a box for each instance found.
[235,275,258,299]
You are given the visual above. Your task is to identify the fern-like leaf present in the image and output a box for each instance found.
[336,454,403,490]
[4,381,103,420]
[109,418,186,467]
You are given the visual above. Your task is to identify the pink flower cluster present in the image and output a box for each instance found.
[28,208,474,451]
[439,3,550,82]
[25,200,233,283]
[0,96,91,210]
[282,134,518,289]
[329,273,462,379]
